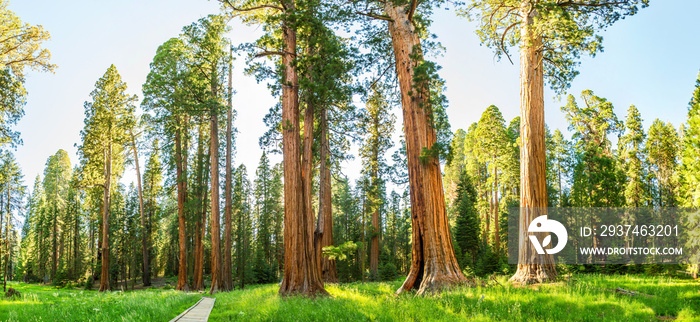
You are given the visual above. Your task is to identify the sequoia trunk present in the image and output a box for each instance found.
[315,108,338,283]
[510,3,557,284]
[175,116,190,291]
[193,120,207,291]
[278,11,328,296]
[130,131,150,287]
[223,48,234,292]
[99,135,112,292]
[210,97,222,295]
[386,3,466,295]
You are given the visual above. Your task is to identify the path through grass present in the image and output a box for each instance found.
[0,282,200,321]
[2,275,698,321]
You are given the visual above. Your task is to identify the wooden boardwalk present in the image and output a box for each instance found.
[169,297,216,322]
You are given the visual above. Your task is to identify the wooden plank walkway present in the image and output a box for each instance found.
[169,297,216,322]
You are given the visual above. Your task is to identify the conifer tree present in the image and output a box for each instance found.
[453,170,480,268]
[358,86,395,279]
[465,0,648,284]
[42,150,72,282]
[77,65,136,292]
[647,119,679,207]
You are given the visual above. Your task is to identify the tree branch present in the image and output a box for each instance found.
[221,0,284,12]
[254,51,285,58]
[407,0,419,22]
[356,11,393,22]
[500,21,520,65]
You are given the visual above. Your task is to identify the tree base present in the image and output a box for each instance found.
[279,284,329,298]
[509,264,557,285]
[397,272,469,296]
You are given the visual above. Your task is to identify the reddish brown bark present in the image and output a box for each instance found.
[315,108,338,283]
[130,130,150,287]
[386,3,466,295]
[302,76,315,279]
[223,52,234,292]
[510,3,557,284]
[494,165,500,251]
[99,135,112,292]
[4,185,10,291]
[193,120,207,291]
[175,116,190,291]
[210,95,222,295]
[278,11,328,296]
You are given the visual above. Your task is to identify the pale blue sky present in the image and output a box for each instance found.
[9,0,700,192]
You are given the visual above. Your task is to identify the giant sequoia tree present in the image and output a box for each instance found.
[77,65,136,292]
[464,0,648,284]
[180,14,232,295]
[352,0,465,294]
[221,0,335,296]
[142,38,193,291]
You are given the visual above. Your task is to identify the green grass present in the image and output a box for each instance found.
[210,275,700,321]
[0,282,200,322]
[2,275,698,321]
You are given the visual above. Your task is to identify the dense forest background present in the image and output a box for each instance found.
[1,0,699,294]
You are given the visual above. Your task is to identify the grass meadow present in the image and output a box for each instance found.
[2,274,698,321]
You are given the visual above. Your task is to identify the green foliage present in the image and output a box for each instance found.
[647,119,680,207]
[474,242,501,277]
[77,64,136,188]
[546,128,572,206]
[378,262,397,281]
[619,105,649,207]
[563,90,624,207]
[681,72,700,206]
[0,0,56,76]
[0,68,26,147]
[253,153,283,281]
[453,170,480,268]
[234,164,254,287]
[323,241,359,261]
[463,0,649,93]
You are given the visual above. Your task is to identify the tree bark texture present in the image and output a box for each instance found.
[315,108,338,283]
[130,131,150,287]
[175,116,190,291]
[386,3,467,295]
[210,104,222,295]
[494,165,500,251]
[370,142,380,278]
[99,136,112,292]
[278,13,328,296]
[223,49,234,292]
[193,120,207,291]
[510,3,557,284]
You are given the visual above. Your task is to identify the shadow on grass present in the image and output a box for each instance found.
[208,275,699,321]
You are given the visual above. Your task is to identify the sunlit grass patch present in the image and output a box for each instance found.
[209,274,699,321]
[2,274,697,321]
[0,282,199,322]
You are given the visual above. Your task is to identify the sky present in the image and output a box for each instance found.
[7,0,700,195]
